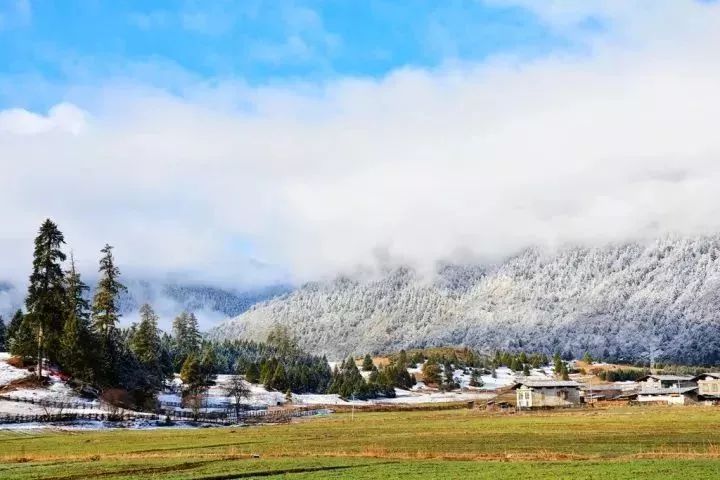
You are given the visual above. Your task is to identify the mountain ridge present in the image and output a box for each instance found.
[0,280,290,331]
[209,236,720,364]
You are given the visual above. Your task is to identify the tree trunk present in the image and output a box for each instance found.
[36,325,43,378]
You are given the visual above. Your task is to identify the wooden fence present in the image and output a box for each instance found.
[0,395,98,410]
[0,407,332,426]
[0,412,157,424]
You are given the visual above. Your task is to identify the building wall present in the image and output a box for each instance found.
[640,378,695,392]
[698,379,720,396]
[637,393,695,405]
[516,386,580,408]
[516,386,533,408]
[641,378,662,391]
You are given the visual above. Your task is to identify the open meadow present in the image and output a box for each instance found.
[1,405,719,479]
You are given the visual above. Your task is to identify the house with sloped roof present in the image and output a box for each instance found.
[513,380,581,409]
[693,373,720,403]
[634,374,698,405]
[580,383,631,402]
[637,374,696,391]
[636,386,698,405]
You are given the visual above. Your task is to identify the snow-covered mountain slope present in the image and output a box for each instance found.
[0,280,290,331]
[209,237,720,364]
[117,281,290,319]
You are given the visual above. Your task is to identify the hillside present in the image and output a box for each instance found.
[210,237,720,364]
[0,280,289,330]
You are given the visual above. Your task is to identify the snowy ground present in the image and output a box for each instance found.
[159,365,544,408]
[158,364,558,410]
[0,352,31,387]
[408,363,554,391]
[0,419,222,432]
[3,378,97,405]
[0,353,132,418]
[1,352,563,430]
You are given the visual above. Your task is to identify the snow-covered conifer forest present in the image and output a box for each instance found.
[210,236,720,364]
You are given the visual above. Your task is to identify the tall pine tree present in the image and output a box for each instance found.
[92,244,126,386]
[130,304,162,370]
[129,303,165,402]
[25,219,67,377]
[8,310,35,358]
[60,254,95,380]
[172,311,201,370]
[6,310,23,344]
[92,244,126,336]
[0,316,5,352]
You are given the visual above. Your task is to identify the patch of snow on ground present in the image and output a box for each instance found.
[0,353,31,387]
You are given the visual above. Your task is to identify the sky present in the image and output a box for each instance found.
[2,0,720,294]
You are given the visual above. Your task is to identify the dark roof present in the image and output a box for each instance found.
[638,386,698,395]
[692,372,720,381]
[637,375,695,382]
[512,380,580,389]
[581,384,625,392]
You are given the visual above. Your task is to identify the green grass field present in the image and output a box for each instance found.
[1,406,719,479]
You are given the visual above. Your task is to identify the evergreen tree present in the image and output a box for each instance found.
[0,316,5,351]
[25,219,67,376]
[362,354,374,371]
[6,310,23,345]
[10,315,36,358]
[269,363,288,392]
[180,353,203,395]
[172,311,201,369]
[469,369,483,387]
[422,359,442,386]
[92,244,126,385]
[443,361,454,384]
[553,352,563,374]
[327,356,372,399]
[59,255,95,380]
[522,363,530,376]
[560,362,570,381]
[245,362,260,384]
[397,349,408,369]
[92,244,126,337]
[171,312,187,353]
[530,355,541,369]
[266,324,298,356]
[186,312,200,348]
[199,347,218,387]
[383,361,415,389]
[409,351,424,367]
[130,304,163,391]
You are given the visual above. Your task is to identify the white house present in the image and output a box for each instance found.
[693,373,720,404]
[636,375,698,405]
[513,380,581,409]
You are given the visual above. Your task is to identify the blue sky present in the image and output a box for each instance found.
[0,0,577,109]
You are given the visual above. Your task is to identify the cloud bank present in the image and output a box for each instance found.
[2,1,720,288]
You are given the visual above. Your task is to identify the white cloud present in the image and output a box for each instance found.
[2,1,720,288]
[0,103,88,135]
